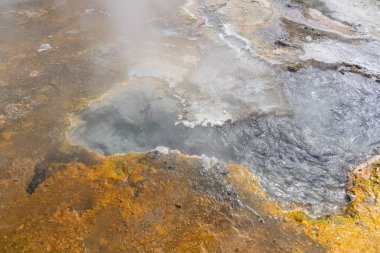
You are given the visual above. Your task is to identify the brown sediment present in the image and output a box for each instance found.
[0,0,111,157]
[282,18,356,46]
[0,2,130,251]
[285,159,380,253]
[0,152,324,252]
[304,8,356,37]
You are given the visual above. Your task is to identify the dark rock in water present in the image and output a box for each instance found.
[275,39,292,47]
[286,62,306,72]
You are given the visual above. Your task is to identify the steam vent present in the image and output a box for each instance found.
[1,0,380,252]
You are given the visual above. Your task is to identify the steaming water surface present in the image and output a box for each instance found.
[69,0,380,215]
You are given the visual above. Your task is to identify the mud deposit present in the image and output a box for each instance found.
[1,0,380,252]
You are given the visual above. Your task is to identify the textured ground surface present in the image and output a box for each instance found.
[0,151,325,252]
[0,0,380,252]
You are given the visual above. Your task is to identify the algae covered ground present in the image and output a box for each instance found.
[0,151,324,252]
[1,149,379,252]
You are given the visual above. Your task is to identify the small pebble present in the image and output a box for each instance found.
[38,43,53,53]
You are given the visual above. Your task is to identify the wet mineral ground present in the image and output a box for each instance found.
[0,0,380,252]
